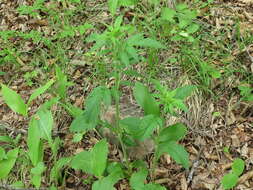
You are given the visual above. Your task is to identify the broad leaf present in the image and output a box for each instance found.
[27,117,44,166]
[36,109,54,142]
[232,159,244,176]
[0,148,19,179]
[28,79,54,105]
[157,141,189,169]
[221,173,238,189]
[133,82,160,116]
[119,0,137,6]
[71,139,108,177]
[1,84,27,116]
[0,147,7,161]
[130,168,148,190]
[158,123,187,143]
[69,112,94,133]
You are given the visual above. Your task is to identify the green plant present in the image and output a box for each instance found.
[238,84,253,102]
[221,158,245,189]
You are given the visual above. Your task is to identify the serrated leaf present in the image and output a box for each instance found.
[70,113,92,133]
[1,84,27,116]
[71,139,108,177]
[157,141,189,169]
[161,7,176,21]
[158,123,187,143]
[232,159,244,176]
[27,117,43,166]
[221,173,238,189]
[0,148,19,179]
[108,0,118,16]
[130,168,148,190]
[133,82,160,116]
[28,79,54,105]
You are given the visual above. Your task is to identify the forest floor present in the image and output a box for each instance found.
[0,0,253,189]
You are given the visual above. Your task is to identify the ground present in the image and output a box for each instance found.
[0,0,253,189]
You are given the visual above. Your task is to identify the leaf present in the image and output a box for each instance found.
[119,0,138,6]
[161,7,176,21]
[130,38,165,49]
[121,115,161,141]
[36,109,54,142]
[186,24,199,34]
[85,86,111,127]
[232,159,244,176]
[0,148,19,179]
[133,82,160,116]
[28,79,54,105]
[69,113,93,133]
[92,171,123,190]
[0,147,7,160]
[108,0,118,16]
[157,141,189,169]
[174,85,196,100]
[31,162,45,188]
[158,123,187,143]
[221,173,238,189]
[1,84,27,116]
[130,168,148,190]
[27,117,44,166]
[71,139,108,177]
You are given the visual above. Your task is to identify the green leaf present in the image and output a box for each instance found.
[36,109,54,142]
[71,139,108,177]
[1,84,27,116]
[186,24,199,34]
[158,123,187,143]
[55,66,72,100]
[130,168,148,190]
[69,113,93,133]
[161,7,176,21]
[0,148,19,179]
[157,141,189,169]
[133,82,160,116]
[0,147,7,160]
[119,0,137,6]
[10,181,25,188]
[221,173,238,189]
[27,117,44,166]
[232,159,244,176]
[31,162,45,188]
[28,79,54,105]
[108,0,118,16]
[174,85,196,100]
[92,170,123,190]
[130,38,165,49]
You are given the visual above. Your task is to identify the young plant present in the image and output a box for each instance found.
[221,158,245,189]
